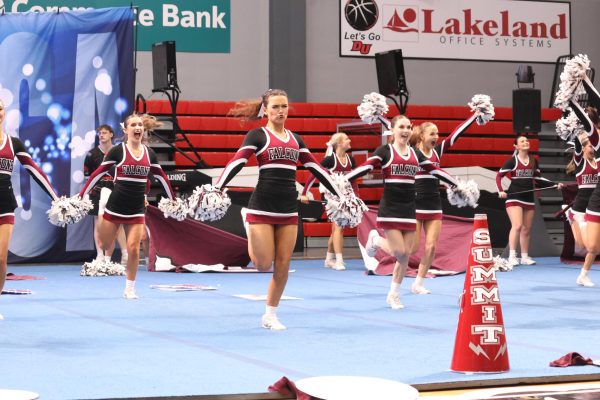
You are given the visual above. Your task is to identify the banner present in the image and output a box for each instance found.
[0,7,134,263]
[340,0,571,62]
[3,0,231,53]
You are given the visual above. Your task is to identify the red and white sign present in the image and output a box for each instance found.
[340,0,570,62]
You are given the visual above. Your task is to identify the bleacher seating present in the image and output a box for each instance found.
[146,99,561,238]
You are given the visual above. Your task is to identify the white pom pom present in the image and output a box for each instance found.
[468,94,495,125]
[81,259,126,276]
[357,92,390,126]
[554,54,590,111]
[187,184,232,222]
[493,256,513,272]
[555,108,584,141]
[158,197,188,221]
[47,195,93,227]
[447,179,480,208]
[322,173,368,228]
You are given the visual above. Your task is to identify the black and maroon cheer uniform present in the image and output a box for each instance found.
[79,143,175,224]
[0,135,57,224]
[415,114,476,220]
[346,144,457,231]
[216,127,343,225]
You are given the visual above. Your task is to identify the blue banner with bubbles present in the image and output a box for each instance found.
[0,7,134,263]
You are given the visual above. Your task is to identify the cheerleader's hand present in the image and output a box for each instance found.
[498,191,507,199]
[300,195,310,204]
[557,183,564,190]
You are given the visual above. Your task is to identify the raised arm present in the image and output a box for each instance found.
[438,113,478,158]
[13,137,58,201]
[569,98,599,151]
[215,129,262,189]
[148,148,175,200]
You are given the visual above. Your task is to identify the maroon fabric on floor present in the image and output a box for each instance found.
[5,273,45,280]
[145,206,250,271]
[357,209,472,276]
[549,352,594,367]
[268,376,319,400]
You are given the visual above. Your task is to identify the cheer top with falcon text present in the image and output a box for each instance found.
[301,152,358,196]
[0,135,58,224]
[79,143,175,223]
[415,113,477,219]
[496,155,555,210]
[216,127,343,224]
[346,144,457,230]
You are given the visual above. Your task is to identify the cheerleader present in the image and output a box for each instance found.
[347,115,459,309]
[79,114,176,299]
[409,115,477,294]
[300,132,356,270]
[0,99,59,319]
[496,137,561,266]
[83,124,127,264]
[218,89,344,330]
[564,105,599,259]
[572,77,600,286]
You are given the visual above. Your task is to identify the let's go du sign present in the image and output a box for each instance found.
[340,0,570,62]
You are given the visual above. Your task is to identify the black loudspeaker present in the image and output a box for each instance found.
[375,49,407,96]
[152,41,177,91]
[513,88,541,133]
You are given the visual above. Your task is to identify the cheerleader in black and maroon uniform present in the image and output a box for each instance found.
[496,136,561,267]
[83,124,127,264]
[570,77,600,287]
[218,89,344,330]
[300,132,356,270]
[564,100,600,266]
[0,99,58,319]
[79,114,176,299]
[346,115,459,310]
[409,115,477,294]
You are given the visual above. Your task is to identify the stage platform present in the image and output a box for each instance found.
[1,257,599,399]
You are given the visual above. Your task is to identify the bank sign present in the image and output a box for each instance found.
[340,0,570,63]
[4,0,230,53]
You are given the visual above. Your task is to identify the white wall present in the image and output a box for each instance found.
[135,0,600,107]
[306,0,600,107]
[135,0,270,103]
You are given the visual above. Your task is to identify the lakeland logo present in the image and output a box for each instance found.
[418,9,565,39]
[344,0,378,31]
[384,8,418,33]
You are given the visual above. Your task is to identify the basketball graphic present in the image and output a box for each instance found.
[345,0,379,31]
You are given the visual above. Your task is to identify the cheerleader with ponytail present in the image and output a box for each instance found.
[301,132,357,270]
[561,106,599,263]
[407,97,488,294]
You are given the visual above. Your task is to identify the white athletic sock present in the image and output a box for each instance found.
[335,253,344,264]
[389,281,400,295]
[325,252,335,262]
[265,305,277,317]
[521,252,529,259]
[579,269,588,278]
[96,251,103,261]
[125,279,136,291]
[415,276,424,286]
[509,250,517,258]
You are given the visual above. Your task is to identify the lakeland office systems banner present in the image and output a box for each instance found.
[0,7,134,263]
[4,0,231,52]
[340,0,571,62]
